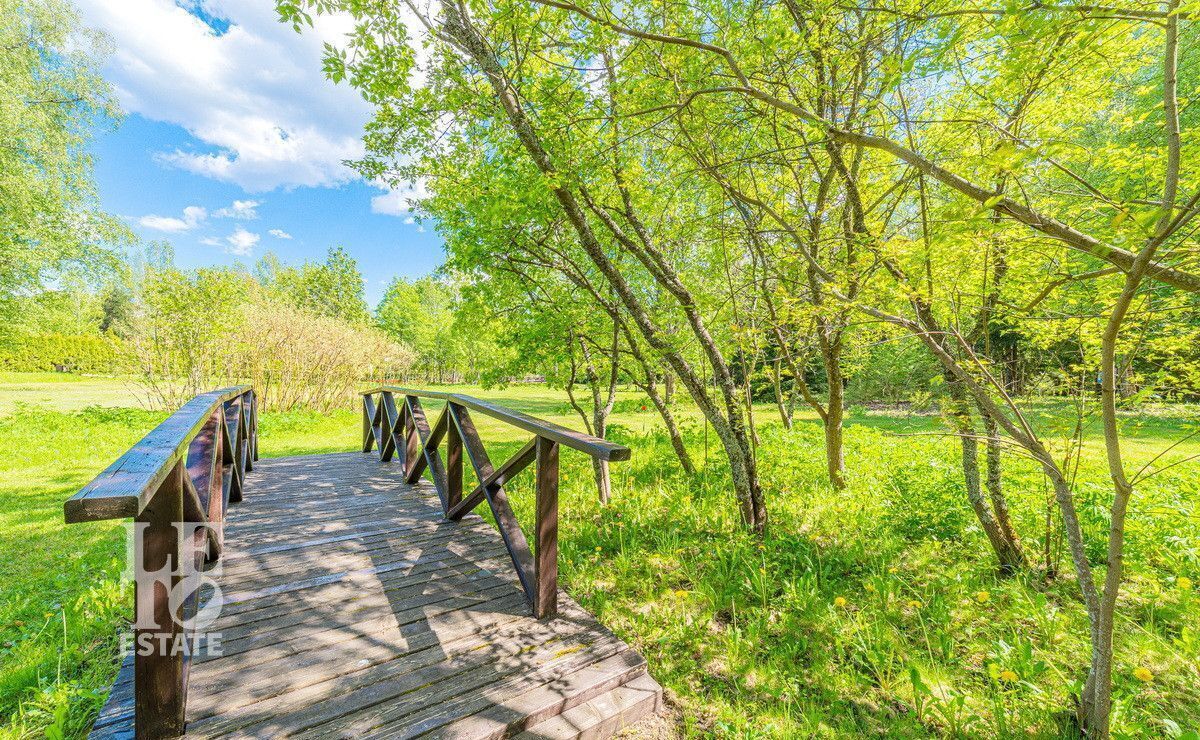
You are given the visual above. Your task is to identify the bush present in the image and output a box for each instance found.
[235,300,415,412]
[0,334,127,373]
[125,266,417,412]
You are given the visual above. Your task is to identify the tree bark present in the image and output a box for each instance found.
[945,378,1026,573]
[642,373,696,476]
[820,329,846,489]
[772,357,792,429]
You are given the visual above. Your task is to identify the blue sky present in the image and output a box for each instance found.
[80,0,443,305]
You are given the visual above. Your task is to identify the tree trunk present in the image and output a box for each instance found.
[744,368,760,448]
[591,448,612,504]
[820,330,847,489]
[772,358,792,429]
[643,376,696,475]
[980,408,1022,556]
[578,329,616,504]
[621,323,697,476]
[946,378,1026,573]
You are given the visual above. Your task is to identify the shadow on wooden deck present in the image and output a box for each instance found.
[90,452,659,739]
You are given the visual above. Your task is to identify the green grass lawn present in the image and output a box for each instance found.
[0,374,1197,737]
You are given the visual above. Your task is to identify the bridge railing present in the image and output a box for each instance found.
[64,386,258,738]
[360,386,630,618]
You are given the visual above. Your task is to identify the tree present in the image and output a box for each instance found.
[258,246,371,324]
[0,0,127,327]
[377,276,458,382]
[287,0,770,531]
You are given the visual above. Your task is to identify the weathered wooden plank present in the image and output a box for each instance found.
[401,650,648,740]
[189,591,532,681]
[91,652,133,729]
[184,593,539,719]
[221,628,629,738]
[215,542,514,628]
[216,527,495,583]
[512,672,662,740]
[315,638,635,739]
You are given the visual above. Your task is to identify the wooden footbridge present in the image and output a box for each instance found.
[65,387,661,739]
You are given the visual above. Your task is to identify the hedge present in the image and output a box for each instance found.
[0,334,129,373]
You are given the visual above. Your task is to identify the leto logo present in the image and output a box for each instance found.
[119,522,225,659]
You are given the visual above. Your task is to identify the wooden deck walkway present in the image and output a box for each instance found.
[90,452,661,739]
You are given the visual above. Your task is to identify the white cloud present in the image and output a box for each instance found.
[202,228,259,255]
[138,205,207,232]
[371,180,429,217]
[213,199,260,219]
[268,228,292,239]
[402,216,415,225]
[225,226,260,255]
[75,0,374,191]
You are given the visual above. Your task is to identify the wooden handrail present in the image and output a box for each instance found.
[66,386,255,523]
[361,386,631,461]
[65,386,258,739]
[361,387,629,618]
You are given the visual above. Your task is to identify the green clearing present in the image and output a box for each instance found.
[1,373,1198,738]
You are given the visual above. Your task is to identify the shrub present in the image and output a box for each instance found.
[0,334,127,373]
[234,300,415,412]
[125,266,417,412]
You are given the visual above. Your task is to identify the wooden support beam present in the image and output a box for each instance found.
[223,399,244,504]
[402,397,450,510]
[446,410,462,514]
[404,400,419,478]
[379,392,398,463]
[535,437,560,619]
[362,394,377,453]
[446,438,536,522]
[358,387,623,622]
[449,404,538,605]
[134,462,187,738]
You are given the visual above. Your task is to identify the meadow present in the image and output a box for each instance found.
[1,372,1198,738]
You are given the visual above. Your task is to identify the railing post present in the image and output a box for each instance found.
[134,461,187,738]
[243,390,256,472]
[534,436,560,619]
[380,391,396,462]
[404,396,420,475]
[446,404,463,513]
[249,389,259,463]
[362,393,375,453]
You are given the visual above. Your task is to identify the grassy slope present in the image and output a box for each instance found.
[0,374,1197,738]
